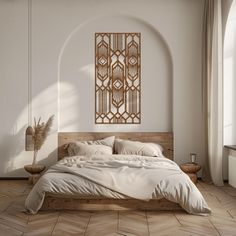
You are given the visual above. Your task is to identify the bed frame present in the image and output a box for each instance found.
[57,132,174,160]
[41,132,182,211]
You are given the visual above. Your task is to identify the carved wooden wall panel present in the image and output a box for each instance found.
[95,33,141,124]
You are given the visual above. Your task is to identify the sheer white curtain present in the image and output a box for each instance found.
[202,0,224,186]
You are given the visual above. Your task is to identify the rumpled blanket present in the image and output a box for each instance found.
[25,155,211,215]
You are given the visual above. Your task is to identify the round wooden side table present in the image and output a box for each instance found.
[180,162,201,184]
[24,164,46,185]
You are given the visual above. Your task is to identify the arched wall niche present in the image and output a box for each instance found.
[58,15,173,132]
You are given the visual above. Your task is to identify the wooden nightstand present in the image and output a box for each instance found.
[24,164,46,185]
[180,162,201,184]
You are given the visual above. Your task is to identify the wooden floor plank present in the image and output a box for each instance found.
[118,211,149,236]
[210,216,236,236]
[0,222,23,236]
[85,211,118,236]
[175,212,221,236]
[220,185,236,197]
[147,211,186,236]
[52,211,91,236]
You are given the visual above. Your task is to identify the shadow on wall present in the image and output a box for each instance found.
[7,148,58,177]
[0,117,58,177]
[0,122,58,177]
[37,147,58,169]
[0,82,59,177]
[0,14,174,177]
[0,125,27,176]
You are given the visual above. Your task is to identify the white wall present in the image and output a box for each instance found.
[0,0,32,176]
[222,0,234,36]
[224,0,236,146]
[223,0,236,179]
[0,0,205,177]
[59,16,172,132]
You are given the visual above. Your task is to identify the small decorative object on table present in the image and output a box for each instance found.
[180,162,201,184]
[24,115,54,184]
[190,153,197,163]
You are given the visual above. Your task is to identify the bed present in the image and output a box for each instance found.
[25,132,211,215]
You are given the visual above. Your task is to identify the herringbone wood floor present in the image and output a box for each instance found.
[0,180,235,236]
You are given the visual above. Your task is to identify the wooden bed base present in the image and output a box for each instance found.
[42,132,178,212]
[42,195,181,211]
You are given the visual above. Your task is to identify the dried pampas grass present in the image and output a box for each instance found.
[31,115,54,166]
[33,115,54,151]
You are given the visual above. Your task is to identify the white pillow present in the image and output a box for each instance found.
[80,136,115,148]
[114,139,163,157]
[67,142,112,156]
[66,136,115,156]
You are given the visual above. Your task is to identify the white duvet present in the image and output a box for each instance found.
[25,155,211,215]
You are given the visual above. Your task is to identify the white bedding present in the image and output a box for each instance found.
[25,155,211,215]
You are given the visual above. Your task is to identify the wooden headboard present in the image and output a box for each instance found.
[58,132,174,160]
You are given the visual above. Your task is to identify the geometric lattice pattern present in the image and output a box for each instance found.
[95,33,141,124]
